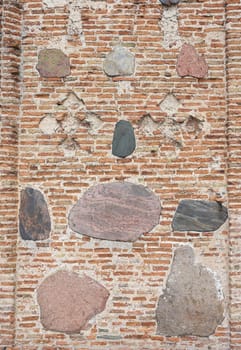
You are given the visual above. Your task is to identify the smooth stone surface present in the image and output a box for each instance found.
[160,0,180,6]
[19,187,51,240]
[176,44,208,78]
[172,199,228,232]
[37,270,109,333]
[69,182,161,241]
[103,46,135,77]
[156,245,224,336]
[36,49,70,78]
[112,120,136,158]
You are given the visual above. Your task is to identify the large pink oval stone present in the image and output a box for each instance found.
[68,182,161,241]
[37,270,109,333]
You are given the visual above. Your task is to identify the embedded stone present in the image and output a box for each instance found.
[69,182,161,241]
[156,245,224,336]
[37,270,109,333]
[176,44,208,78]
[112,120,136,158]
[172,200,228,232]
[103,46,135,77]
[160,0,180,6]
[36,49,70,78]
[19,187,51,240]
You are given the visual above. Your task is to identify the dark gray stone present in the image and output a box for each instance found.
[103,46,135,77]
[160,0,180,5]
[112,120,136,158]
[156,245,224,337]
[172,200,228,232]
[37,270,109,333]
[69,182,161,242]
[36,49,70,78]
[19,187,51,240]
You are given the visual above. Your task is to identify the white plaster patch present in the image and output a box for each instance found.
[160,6,182,50]
[117,81,132,94]
[39,115,60,135]
[138,114,159,135]
[159,93,181,117]
[43,0,68,7]
[61,115,80,134]
[85,112,103,135]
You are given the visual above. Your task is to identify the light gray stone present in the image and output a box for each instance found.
[69,182,161,241]
[156,245,224,336]
[103,46,135,77]
[37,270,109,333]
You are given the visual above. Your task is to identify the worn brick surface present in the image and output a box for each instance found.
[0,0,239,348]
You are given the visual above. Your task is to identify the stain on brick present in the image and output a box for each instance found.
[156,245,224,336]
[37,270,109,333]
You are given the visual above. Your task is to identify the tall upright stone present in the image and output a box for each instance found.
[112,120,136,158]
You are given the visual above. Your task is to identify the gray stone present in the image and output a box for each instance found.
[19,187,51,240]
[112,120,136,158]
[172,200,228,232]
[103,46,135,77]
[37,270,109,333]
[160,0,180,6]
[69,182,161,241]
[36,49,70,78]
[156,245,224,337]
[176,44,208,78]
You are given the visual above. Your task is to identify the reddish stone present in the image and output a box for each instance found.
[176,44,208,78]
[37,270,109,333]
[68,182,161,242]
[36,49,70,78]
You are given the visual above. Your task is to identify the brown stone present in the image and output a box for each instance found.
[37,270,109,333]
[19,187,51,240]
[176,44,208,78]
[156,245,224,336]
[36,49,70,78]
[68,182,161,241]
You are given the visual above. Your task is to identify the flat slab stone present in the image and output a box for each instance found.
[19,187,51,240]
[103,46,135,77]
[172,199,228,232]
[112,120,136,158]
[69,182,161,241]
[156,245,224,336]
[36,49,70,78]
[37,270,109,333]
[176,44,208,78]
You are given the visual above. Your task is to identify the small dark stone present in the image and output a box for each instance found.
[36,49,70,78]
[160,0,180,5]
[112,120,136,158]
[172,199,228,232]
[19,187,51,240]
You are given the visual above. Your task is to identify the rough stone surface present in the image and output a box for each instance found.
[37,270,109,333]
[39,115,60,134]
[156,245,224,336]
[112,120,136,158]
[69,182,161,241]
[176,43,208,78]
[19,187,51,240]
[36,49,70,78]
[103,46,135,77]
[172,199,228,232]
[159,93,181,117]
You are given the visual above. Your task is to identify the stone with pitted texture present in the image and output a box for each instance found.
[19,187,51,240]
[103,46,135,77]
[37,270,109,333]
[112,120,136,158]
[69,182,161,241]
[172,199,228,232]
[156,245,224,336]
[176,44,208,78]
[36,49,70,78]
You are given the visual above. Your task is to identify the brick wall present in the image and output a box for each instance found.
[0,0,240,348]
